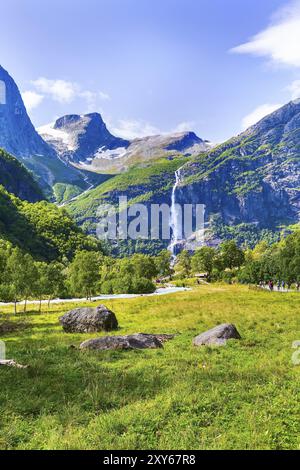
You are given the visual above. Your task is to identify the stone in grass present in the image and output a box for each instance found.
[80,333,175,351]
[193,323,241,347]
[59,305,118,333]
[0,360,28,369]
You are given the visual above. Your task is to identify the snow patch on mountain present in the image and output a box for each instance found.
[38,122,77,152]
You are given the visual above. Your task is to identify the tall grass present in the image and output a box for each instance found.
[0,285,299,450]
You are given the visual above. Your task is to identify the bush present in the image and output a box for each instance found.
[101,275,155,295]
[131,277,156,294]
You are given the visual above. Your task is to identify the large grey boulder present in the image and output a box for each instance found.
[193,323,241,347]
[80,333,175,351]
[60,305,118,333]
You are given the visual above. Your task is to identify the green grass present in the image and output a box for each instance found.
[67,156,188,225]
[0,285,299,450]
[52,183,83,204]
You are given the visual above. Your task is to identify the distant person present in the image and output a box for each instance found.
[282,281,285,291]
[296,282,300,292]
[277,281,281,291]
[269,281,274,291]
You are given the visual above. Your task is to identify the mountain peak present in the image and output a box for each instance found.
[54,114,83,129]
[0,64,53,160]
[53,112,106,130]
[0,64,89,191]
[41,112,129,163]
[244,99,300,137]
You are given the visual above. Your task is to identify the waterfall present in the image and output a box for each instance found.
[168,167,183,257]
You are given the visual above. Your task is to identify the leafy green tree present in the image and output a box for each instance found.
[34,262,49,312]
[46,262,66,307]
[129,254,158,280]
[6,247,37,313]
[155,250,172,278]
[68,251,102,300]
[191,247,216,281]
[176,250,191,278]
[218,240,245,270]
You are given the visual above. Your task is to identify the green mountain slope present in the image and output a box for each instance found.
[67,156,189,254]
[0,148,44,202]
[176,99,300,245]
[0,186,101,261]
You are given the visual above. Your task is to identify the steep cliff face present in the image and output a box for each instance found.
[174,99,300,244]
[0,66,52,159]
[0,148,44,202]
[0,65,90,193]
[39,113,130,165]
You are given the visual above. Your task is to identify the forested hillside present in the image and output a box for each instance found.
[0,148,43,202]
[0,186,101,261]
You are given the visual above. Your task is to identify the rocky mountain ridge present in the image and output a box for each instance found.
[39,113,211,173]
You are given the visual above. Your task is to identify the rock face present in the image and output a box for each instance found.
[193,324,241,347]
[178,99,300,246]
[0,65,91,191]
[60,305,118,333]
[39,113,130,165]
[0,66,54,161]
[40,114,211,173]
[80,333,175,350]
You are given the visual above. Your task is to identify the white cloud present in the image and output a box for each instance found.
[287,79,300,100]
[242,103,282,130]
[172,121,195,133]
[21,90,44,111]
[111,119,161,140]
[110,119,198,140]
[231,1,300,68]
[31,78,79,103]
[27,77,110,112]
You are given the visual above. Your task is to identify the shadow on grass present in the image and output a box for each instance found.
[0,346,171,418]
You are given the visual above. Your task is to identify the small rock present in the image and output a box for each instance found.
[59,305,118,333]
[193,323,241,347]
[80,333,175,351]
[0,360,28,369]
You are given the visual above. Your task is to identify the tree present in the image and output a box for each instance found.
[34,262,49,312]
[176,250,191,278]
[155,250,172,278]
[191,247,216,281]
[46,262,66,307]
[68,251,102,300]
[218,241,245,270]
[33,261,65,311]
[6,247,37,313]
[129,254,158,280]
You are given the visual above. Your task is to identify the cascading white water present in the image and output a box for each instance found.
[168,167,183,257]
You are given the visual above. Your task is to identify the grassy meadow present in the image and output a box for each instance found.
[0,284,299,450]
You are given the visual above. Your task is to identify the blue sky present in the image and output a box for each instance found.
[1,0,300,142]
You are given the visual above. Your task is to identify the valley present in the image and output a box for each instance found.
[2,64,300,253]
[1,2,300,452]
